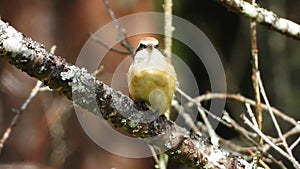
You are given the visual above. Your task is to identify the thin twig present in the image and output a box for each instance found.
[222,112,260,147]
[195,93,298,126]
[0,17,269,169]
[249,0,262,146]
[282,123,300,140]
[50,45,57,54]
[0,81,43,154]
[242,114,300,168]
[172,99,203,135]
[177,98,260,149]
[290,136,300,150]
[242,114,287,156]
[247,150,271,169]
[161,11,175,168]
[163,0,174,122]
[38,86,52,92]
[245,103,259,128]
[163,0,174,59]
[149,146,160,165]
[256,72,294,159]
[219,138,257,153]
[157,10,174,169]
[184,96,232,129]
[88,33,131,55]
[102,0,134,56]
[92,65,105,76]
[176,87,219,145]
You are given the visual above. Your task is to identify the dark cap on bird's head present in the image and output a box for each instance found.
[135,37,159,52]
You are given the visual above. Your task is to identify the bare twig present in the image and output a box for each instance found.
[242,114,300,168]
[149,146,160,165]
[290,136,300,150]
[0,81,43,154]
[176,87,219,146]
[249,0,262,146]
[195,92,300,167]
[221,112,260,147]
[256,72,295,160]
[88,33,131,55]
[0,18,257,169]
[282,123,300,140]
[219,138,257,153]
[163,0,174,121]
[172,99,206,136]
[247,150,271,169]
[195,93,298,126]
[163,0,174,59]
[215,0,300,40]
[184,94,232,129]
[102,0,134,56]
[92,65,105,76]
[160,1,174,166]
[245,103,259,128]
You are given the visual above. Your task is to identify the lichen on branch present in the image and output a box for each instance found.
[0,19,255,169]
[215,0,300,40]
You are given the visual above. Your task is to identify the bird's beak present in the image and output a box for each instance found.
[147,44,153,51]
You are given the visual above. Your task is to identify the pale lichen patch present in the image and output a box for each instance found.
[60,65,77,81]
[60,65,98,107]
[2,25,33,57]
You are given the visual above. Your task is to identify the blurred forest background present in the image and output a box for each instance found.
[0,0,300,169]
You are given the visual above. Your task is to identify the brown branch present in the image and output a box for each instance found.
[249,0,262,141]
[88,33,131,55]
[195,93,298,126]
[0,19,257,169]
[242,114,300,168]
[0,81,43,154]
[215,0,300,40]
[102,0,134,56]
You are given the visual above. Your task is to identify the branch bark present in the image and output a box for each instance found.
[215,0,300,40]
[0,19,254,169]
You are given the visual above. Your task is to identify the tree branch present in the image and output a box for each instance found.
[0,81,43,154]
[215,0,300,40]
[0,19,256,169]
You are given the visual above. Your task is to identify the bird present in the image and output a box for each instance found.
[127,37,177,114]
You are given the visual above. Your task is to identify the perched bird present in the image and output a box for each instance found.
[127,37,177,114]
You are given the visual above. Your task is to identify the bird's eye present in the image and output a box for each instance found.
[135,43,148,53]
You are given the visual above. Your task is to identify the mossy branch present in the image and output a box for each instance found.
[0,19,254,169]
[215,0,300,40]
